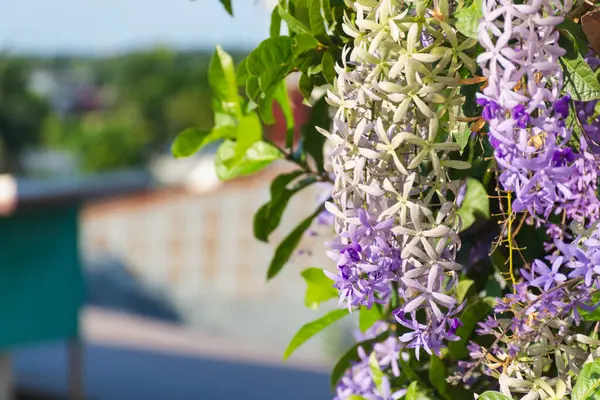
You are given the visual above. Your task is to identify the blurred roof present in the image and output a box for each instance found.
[0,169,154,214]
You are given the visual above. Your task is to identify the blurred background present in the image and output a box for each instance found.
[0,0,352,399]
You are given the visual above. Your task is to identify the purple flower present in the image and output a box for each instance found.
[478,98,501,121]
[511,104,530,129]
[554,95,571,119]
[529,258,567,291]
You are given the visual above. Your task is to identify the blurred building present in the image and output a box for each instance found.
[80,158,344,365]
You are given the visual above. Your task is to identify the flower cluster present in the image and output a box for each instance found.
[461,223,600,398]
[335,322,406,400]
[477,0,576,218]
[321,0,474,363]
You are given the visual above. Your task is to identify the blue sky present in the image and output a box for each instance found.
[0,0,272,55]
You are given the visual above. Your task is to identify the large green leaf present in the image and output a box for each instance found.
[247,37,295,96]
[457,178,490,232]
[573,358,600,400]
[561,54,600,101]
[358,305,383,332]
[477,392,512,400]
[267,205,324,279]
[301,268,338,309]
[283,308,349,359]
[171,126,235,158]
[254,171,315,242]
[215,140,283,181]
[448,299,493,359]
[209,46,241,118]
[330,331,389,388]
[455,0,483,39]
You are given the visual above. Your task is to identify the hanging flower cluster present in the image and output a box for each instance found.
[188,0,600,398]
[460,0,600,396]
[335,322,406,400]
[476,0,576,218]
[460,223,600,398]
[321,0,475,365]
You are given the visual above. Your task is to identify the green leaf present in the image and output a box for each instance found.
[573,358,600,400]
[302,97,329,171]
[171,126,235,158]
[209,46,241,117]
[456,279,475,303]
[283,308,349,359]
[358,306,383,332]
[558,19,588,56]
[254,170,303,242]
[270,6,282,37]
[218,0,233,15]
[405,382,433,400]
[429,356,449,399]
[299,72,314,99]
[254,171,315,242]
[215,140,283,181]
[330,331,389,388]
[322,0,333,26]
[580,292,600,321]
[290,0,312,28]
[309,0,328,39]
[267,205,324,280]
[246,76,261,101]
[273,81,295,149]
[477,392,512,400]
[449,106,471,152]
[235,113,263,152]
[278,4,312,34]
[429,356,471,400]
[448,300,493,359]
[347,396,368,400]
[457,178,490,232]
[369,352,384,390]
[172,129,210,158]
[247,36,294,96]
[455,0,483,39]
[561,54,600,101]
[301,268,338,309]
[397,355,424,385]
[213,99,237,128]
[235,58,249,86]
[294,32,320,56]
[322,51,336,84]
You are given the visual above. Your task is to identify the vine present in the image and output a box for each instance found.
[173,0,600,398]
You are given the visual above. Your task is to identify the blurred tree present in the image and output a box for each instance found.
[0,57,51,173]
